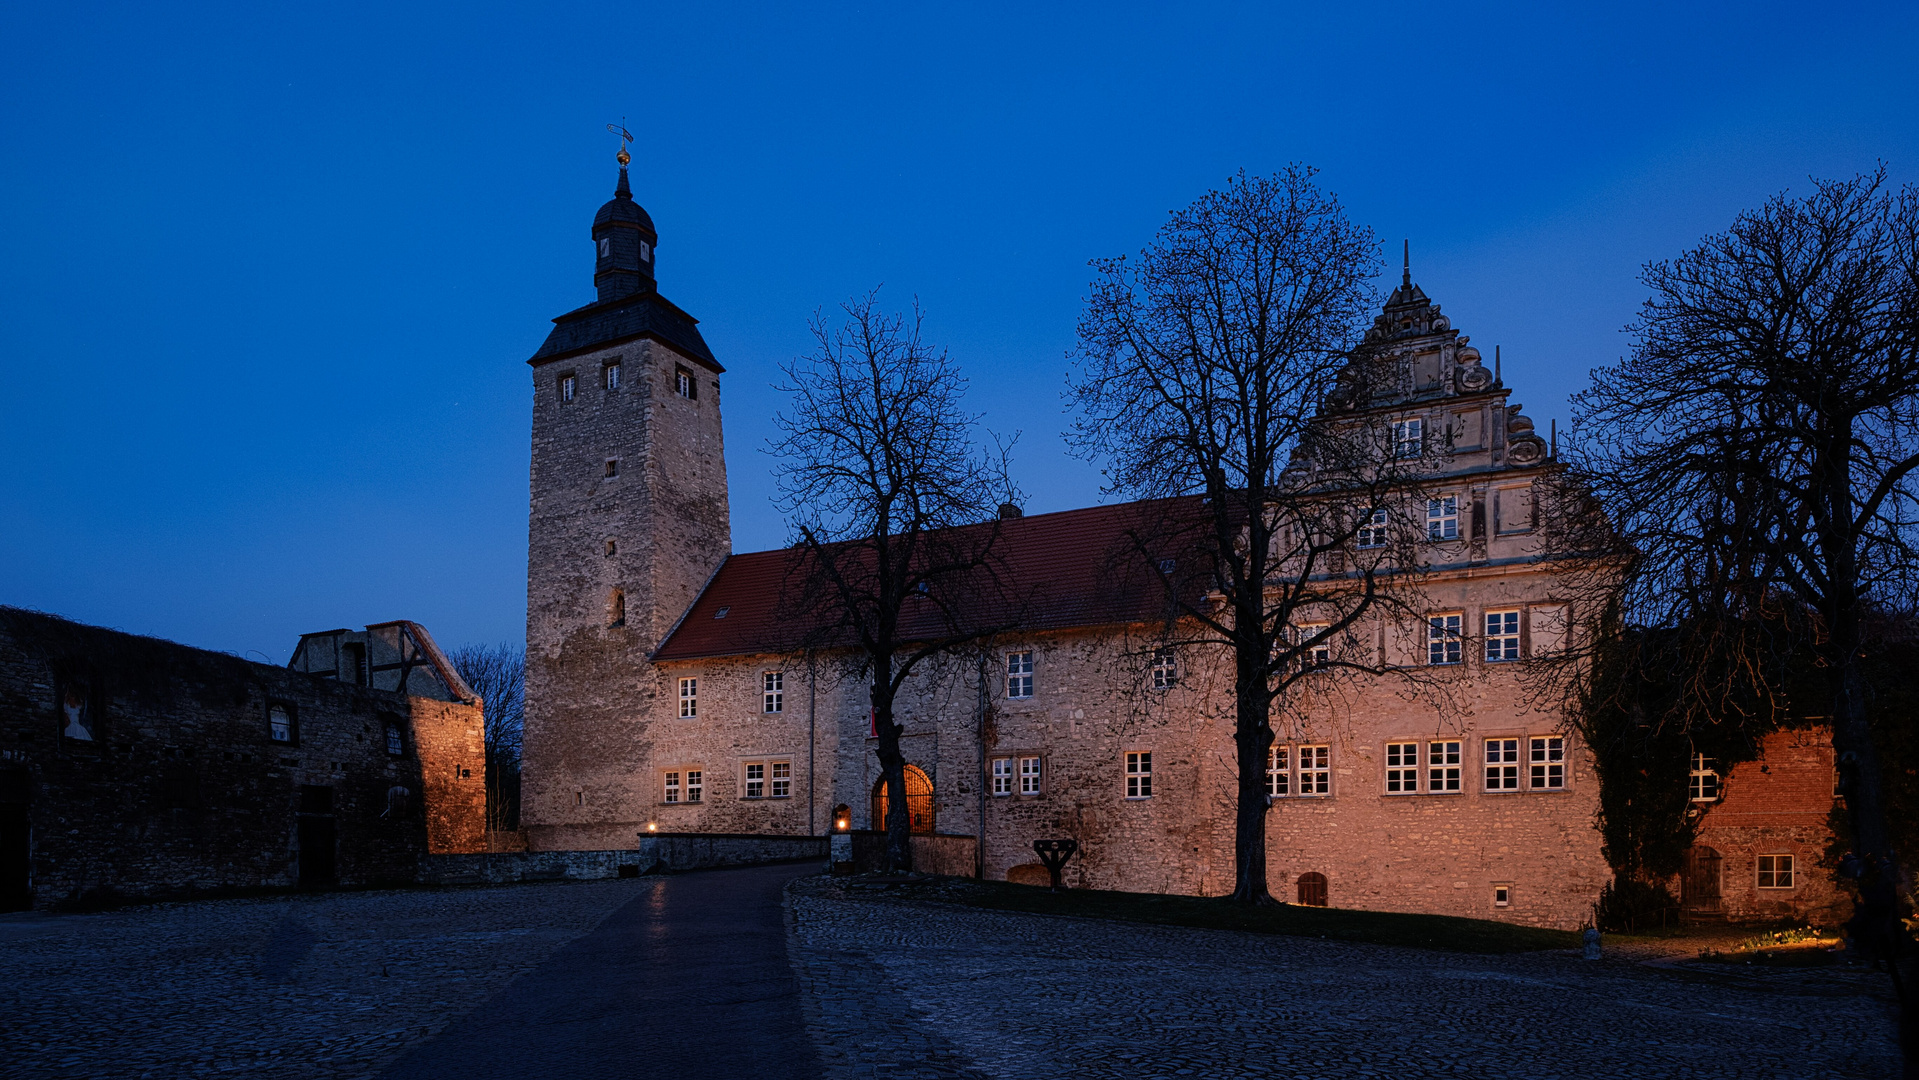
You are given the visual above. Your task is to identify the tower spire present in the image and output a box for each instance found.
[1402,239,1411,288]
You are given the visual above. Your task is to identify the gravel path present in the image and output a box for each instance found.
[787,878,1901,1079]
[0,880,647,1080]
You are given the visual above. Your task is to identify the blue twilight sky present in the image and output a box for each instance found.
[2,2,1916,662]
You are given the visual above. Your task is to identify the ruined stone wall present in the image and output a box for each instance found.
[521,337,729,851]
[0,609,484,908]
[1691,727,1846,924]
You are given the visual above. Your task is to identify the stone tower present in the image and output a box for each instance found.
[519,157,730,850]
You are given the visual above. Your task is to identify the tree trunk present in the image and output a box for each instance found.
[871,682,913,873]
[1830,618,1915,1072]
[1231,639,1276,904]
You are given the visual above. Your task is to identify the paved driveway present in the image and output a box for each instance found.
[380,862,816,1079]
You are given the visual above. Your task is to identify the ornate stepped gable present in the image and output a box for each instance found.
[1327,270,1549,468]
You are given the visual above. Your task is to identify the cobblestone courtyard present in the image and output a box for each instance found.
[0,867,1902,1079]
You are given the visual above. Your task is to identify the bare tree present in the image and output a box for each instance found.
[1069,167,1442,904]
[771,291,1018,872]
[447,642,525,833]
[1570,170,1919,1066]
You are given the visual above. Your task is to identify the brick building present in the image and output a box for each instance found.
[0,609,485,911]
[518,163,1839,929]
[1684,727,1846,923]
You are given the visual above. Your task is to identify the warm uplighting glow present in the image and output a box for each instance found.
[647,822,658,832]
[835,818,850,831]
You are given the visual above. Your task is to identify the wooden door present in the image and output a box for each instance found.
[1296,872,1328,907]
[1682,846,1722,911]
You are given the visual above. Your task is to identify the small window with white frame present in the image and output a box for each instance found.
[1385,742,1420,793]
[744,762,764,798]
[1485,738,1520,790]
[675,366,696,399]
[991,757,1014,796]
[763,671,784,713]
[1493,883,1512,908]
[1689,753,1721,802]
[678,677,697,718]
[1293,623,1331,666]
[1428,614,1463,665]
[1006,651,1034,699]
[1125,751,1153,798]
[1019,755,1041,795]
[1757,854,1794,889]
[1268,744,1290,797]
[1426,496,1459,540]
[685,769,703,803]
[663,771,681,803]
[770,760,791,798]
[1427,740,1462,792]
[1529,736,1565,789]
[560,373,576,402]
[1356,507,1388,549]
[604,361,621,390]
[1150,647,1178,689]
[1485,610,1521,662]
[1297,744,1331,796]
[1392,417,1424,458]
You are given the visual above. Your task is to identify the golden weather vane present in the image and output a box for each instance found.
[607,121,634,167]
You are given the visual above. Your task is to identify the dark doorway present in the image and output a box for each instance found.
[1296,872,1328,907]
[0,770,29,912]
[1682,846,1722,913]
[297,785,337,887]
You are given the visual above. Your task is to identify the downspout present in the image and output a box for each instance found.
[807,650,818,837]
[975,652,988,880]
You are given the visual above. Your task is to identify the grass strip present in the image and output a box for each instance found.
[933,879,1581,955]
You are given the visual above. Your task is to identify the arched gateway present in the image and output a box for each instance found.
[871,765,935,834]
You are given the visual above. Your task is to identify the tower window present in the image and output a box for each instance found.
[605,363,621,390]
[675,367,697,400]
[639,240,653,263]
[384,719,405,758]
[604,459,619,478]
[605,539,617,557]
[608,589,626,628]
[561,374,576,402]
[598,237,611,259]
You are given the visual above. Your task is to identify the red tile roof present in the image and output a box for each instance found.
[653,498,1208,661]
